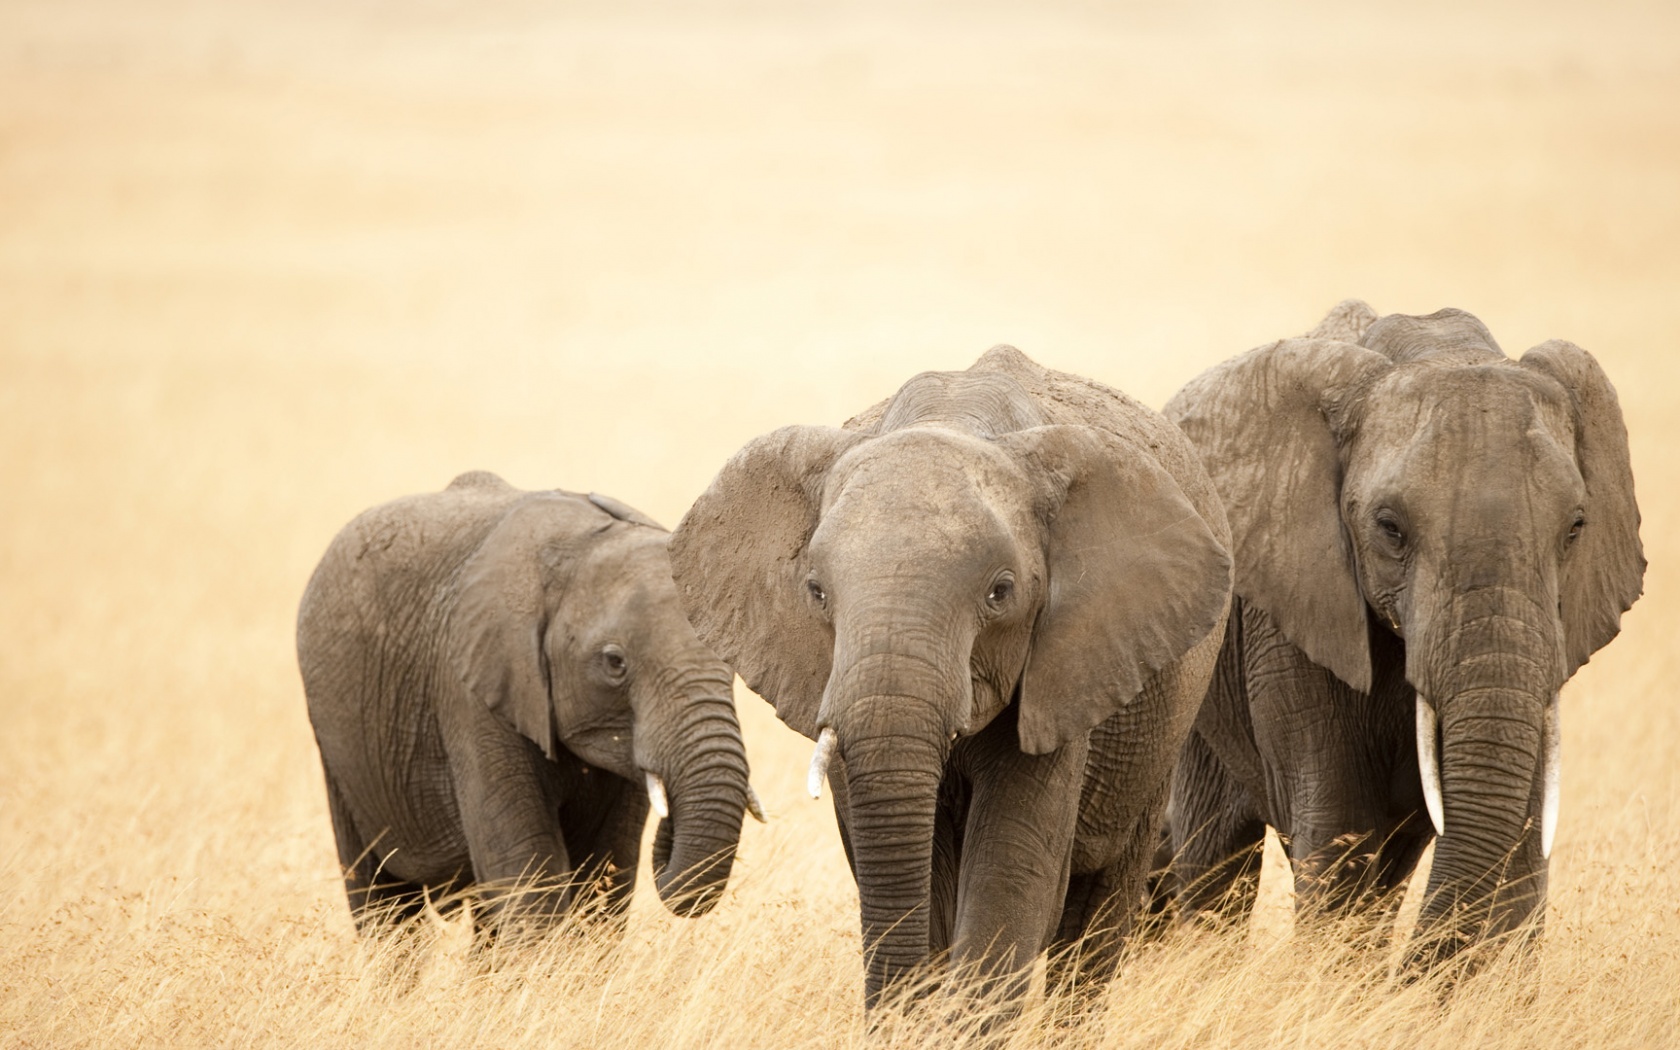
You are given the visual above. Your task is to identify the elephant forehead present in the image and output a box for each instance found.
[1362,365,1570,450]
[825,429,1032,517]
[567,529,676,604]
[1352,368,1583,513]
[814,431,1033,561]
[561,536,714,649]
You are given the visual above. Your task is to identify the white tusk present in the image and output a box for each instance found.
[808,727,837,800]
[746,784,768,823]
[645,771,669,819]
[1417,694,1445,838]
[1542,697,1561,859]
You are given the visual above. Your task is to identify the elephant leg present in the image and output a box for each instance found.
[1352,640,1435,938]
[1163,595,1269,925]
[1047,864,1127,995]
[1168,728,1267,923]
[1047,778,1174,991]
[1140,824,1175,926]
[444,729,573,934]
[1338,812,1435,948]
[1372,818,1433,898]
[950,707,1087,1008]
[1244,604,1411,918]
[1278,735,1424,921]
[558,768,644,930]
[322,763,431,930]
[928,772,969,960]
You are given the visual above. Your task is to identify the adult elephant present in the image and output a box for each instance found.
[669,347,1233,1008]
[1163,301,1643,967]
[298,472,760,934]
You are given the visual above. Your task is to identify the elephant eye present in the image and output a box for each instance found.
[1567,512,1585,544]
[600,645,628,681]
[986,575,1014,608]
[1375,512,1405,547]
[806,579,827,606]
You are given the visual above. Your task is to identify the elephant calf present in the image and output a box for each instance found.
[670,347,1233,1009]
[297,471,758,934]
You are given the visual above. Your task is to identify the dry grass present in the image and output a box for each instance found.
[2,1,1677,1046]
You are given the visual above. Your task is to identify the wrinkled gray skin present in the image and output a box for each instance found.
[298,472,751,932]
[1163,301,1643,967]
[670,347,1232,1009]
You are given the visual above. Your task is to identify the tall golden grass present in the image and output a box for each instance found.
[2,1,1677,1045]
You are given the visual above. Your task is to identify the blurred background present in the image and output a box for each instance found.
[1,0,1676,1043]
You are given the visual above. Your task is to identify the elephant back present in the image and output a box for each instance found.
[301,480,526,633]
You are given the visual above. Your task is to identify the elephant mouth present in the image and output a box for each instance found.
[642,767,766,824]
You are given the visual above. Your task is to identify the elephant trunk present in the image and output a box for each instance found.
[820,594,972,1006]
[1410,593,1557,965]
[648,682,750,917]
[834,692,950,1009]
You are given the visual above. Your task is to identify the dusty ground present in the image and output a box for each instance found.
[1,1,1677,1046]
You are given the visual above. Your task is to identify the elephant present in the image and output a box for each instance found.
[668,346,1233,1009]
[297,471,760,935]
[1162,300,1644,967]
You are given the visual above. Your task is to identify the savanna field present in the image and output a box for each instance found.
[3,1,1678,1045]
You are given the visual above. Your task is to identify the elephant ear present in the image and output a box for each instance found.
[1002,426,1232,756]
[1165,338,1392,692]
[1519,339,1645,674]
[670,426,869,740]
[446,494,603,761]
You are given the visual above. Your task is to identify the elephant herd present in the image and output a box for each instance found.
[296,300,1644,1015]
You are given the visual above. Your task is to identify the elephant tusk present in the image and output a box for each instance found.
[1416,694,1445,838]
[646,771,670,819]
[746,784,768,823]
[808,727,837,800]
[1542,696,1561,859]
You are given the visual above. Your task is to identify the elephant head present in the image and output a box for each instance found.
[448,490,753,915]
[1168,305,1644,959]
[669,375,1230,1003]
